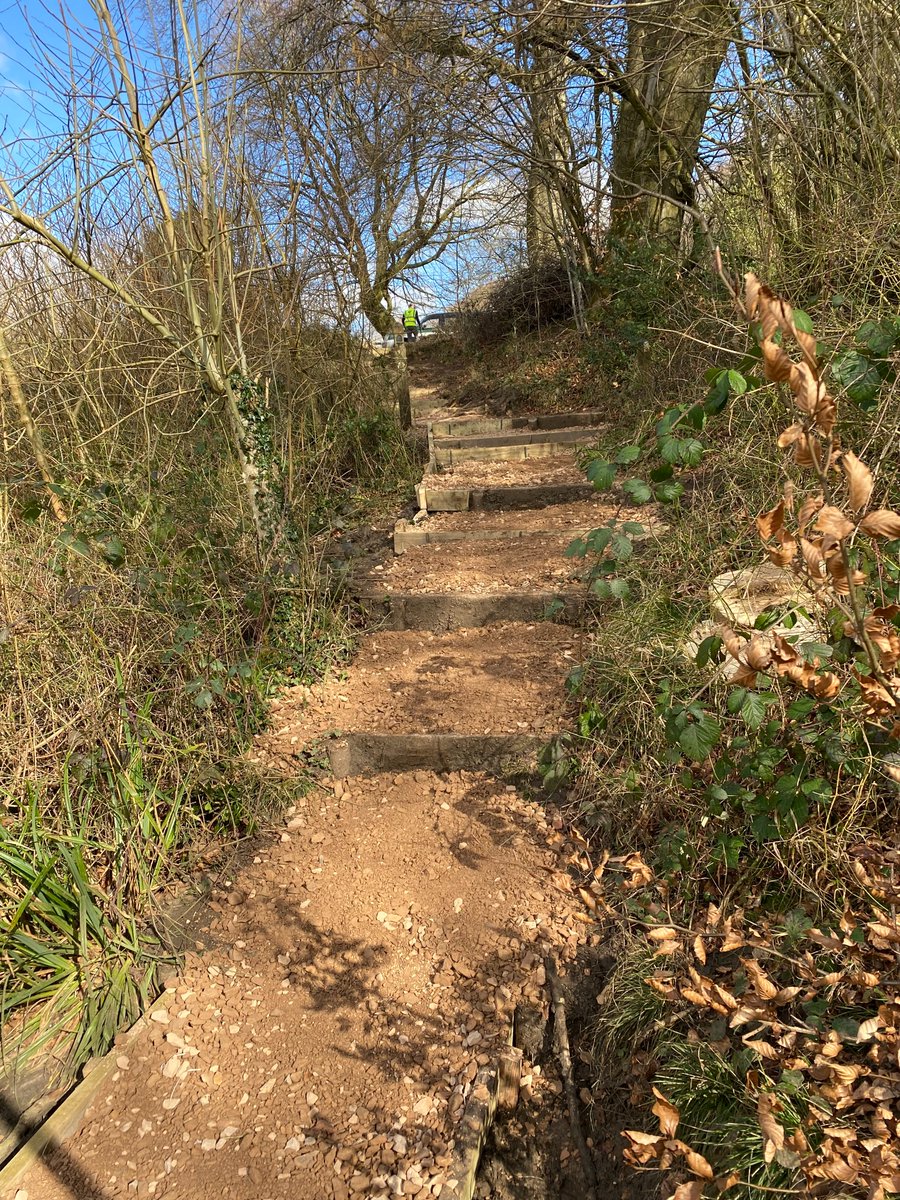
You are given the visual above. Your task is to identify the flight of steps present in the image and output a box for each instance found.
[321,406,608,778]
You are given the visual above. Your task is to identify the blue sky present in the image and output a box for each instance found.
[0,2,97,134]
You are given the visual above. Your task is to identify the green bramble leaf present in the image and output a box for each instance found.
[622,478,652,504]
[586,459,616,489]
[565,537,587,558]
[678,713,721,761]
[792,310,814,334]
[615,445,642,465]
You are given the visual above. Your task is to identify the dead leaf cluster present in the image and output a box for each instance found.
[725,275,900,722]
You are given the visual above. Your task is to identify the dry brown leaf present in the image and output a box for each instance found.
[692,934,707,965]
[799,536,826,578]
[815,506,855,539]
[856,1016,882,1042]
[860,509,900,539]
[792,434,815,467]
[648,926,680,941]
[798,493,824,529]
[757,1092,786,1164]
[744,1038,780,1060]
[842,451,874,511]
[652,1088,680,1137]
[745,637,773,671]
[757,500,785,540]
[668,1182,705,1200]
[761,338,793,382]
[682,1147,715,1181]
[742,957,779,1000]
[654,938,682,957]
[777,422,805,448]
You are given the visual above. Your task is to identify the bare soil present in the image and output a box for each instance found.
[252,626,580,762]
[428,457,586,489]
[15,773,593,1200]
[375,538,581,596]
[421,499,642,534]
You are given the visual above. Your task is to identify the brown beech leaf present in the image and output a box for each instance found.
[790,361,824,415]
[800,537,826,578]
[744,1038,779,1060]
[693,934,707,965]
[683,1147,715,1181]
[856,1015,881,1042]
[757,1092,786,1164]
[652,1088,680,1137]
[860,509,900,539]
[757,500,785,540]
[744,273,761,317]
[730,663,759,688]
[842,451,874,511]
[668,1182,705,1200]
[797,493,824,529]
[793,435,815,467]
[742,957,779,1000]
[761,338,792,382]
[814,391,836,436]
[856,673,898,715]
[815,506,855,539]
[745,636,772,671]
[648,926,680,941]
[777,422,805,448]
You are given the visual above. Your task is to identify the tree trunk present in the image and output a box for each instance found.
[608,0,732,245]
[360,290,412,430]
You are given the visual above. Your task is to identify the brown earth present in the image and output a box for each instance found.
[4,365,609,1200]
[420,499,645,534]
[374,538,581,596]
[252,626,580,764]
[428,457,587,489]
[14,773,593,1200]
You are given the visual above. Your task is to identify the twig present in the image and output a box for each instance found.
[544,955,598,1200]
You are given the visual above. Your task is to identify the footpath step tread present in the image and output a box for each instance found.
[253,625,579,772]
[432,425,605,450]
[375,535,580,596]
[353,590,583,632]
[429,409,606,438]
[4,391,603,1200]
[20,772,587,1200]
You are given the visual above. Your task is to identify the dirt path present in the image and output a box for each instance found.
[4,380,609,1200]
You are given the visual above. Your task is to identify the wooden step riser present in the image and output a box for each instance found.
[430,410,606,438]
[416,483,595,512]
[327,734,542,778]
[354,591,583,631]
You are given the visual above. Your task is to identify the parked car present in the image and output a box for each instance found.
[419,311,459,337]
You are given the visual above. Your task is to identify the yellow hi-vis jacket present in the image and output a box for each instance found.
[403,307,418,327]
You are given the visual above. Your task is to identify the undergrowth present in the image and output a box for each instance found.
[0,347,417,1087]
[524,267,900,1198]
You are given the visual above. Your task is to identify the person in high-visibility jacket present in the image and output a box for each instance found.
[403,303,420,341]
